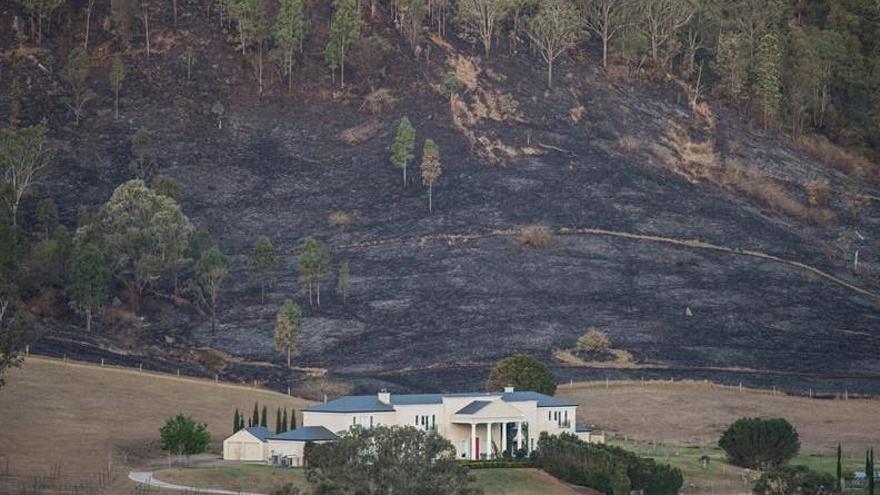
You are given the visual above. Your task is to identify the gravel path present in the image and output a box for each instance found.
[128,471,266,495]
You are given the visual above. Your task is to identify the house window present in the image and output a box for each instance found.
[370,416,374,428]
[352,416,356,426]
[548,411,552,420]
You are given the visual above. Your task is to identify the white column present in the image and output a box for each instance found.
[516,421,523,450]
[470,422,477,461]
[486,422,493,460]
[502,423,508,454]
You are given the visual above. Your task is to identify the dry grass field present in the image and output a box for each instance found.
[0,357,311,478]
[559,381,880,454]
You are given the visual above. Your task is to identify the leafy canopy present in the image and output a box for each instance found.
[485,354,557,396]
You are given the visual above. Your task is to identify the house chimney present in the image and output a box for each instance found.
[504,385,514,393]
[378,389,391,404]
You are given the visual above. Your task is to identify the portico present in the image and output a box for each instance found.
[452,399,528,460]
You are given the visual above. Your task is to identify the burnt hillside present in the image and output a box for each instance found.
[2,0,880,397]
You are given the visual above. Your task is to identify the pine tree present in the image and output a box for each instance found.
[260,405,268,427]
[391,117,416,186]
[420,139,442,213]
[282,408,289,432]
[275,407,282,432]
[233,409,240,434]
[870,448,875,495]
[290,408,297,430]
[252,402,260,427]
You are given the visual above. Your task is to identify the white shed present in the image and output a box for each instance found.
[223,426,271,462]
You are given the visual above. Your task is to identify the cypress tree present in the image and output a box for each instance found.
[290,408,297,430]
[252,402,260,427]
[275,407,282,433]
[870,448,875,495]
[836,443,842,490]
[282,408,288,432]
[261,405,268,427]
[233,409,240,434]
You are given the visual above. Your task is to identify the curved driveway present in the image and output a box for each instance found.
[128,470,266,495]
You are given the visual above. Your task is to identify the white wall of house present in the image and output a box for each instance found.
[266,439,335,467]
[302,410,396,433]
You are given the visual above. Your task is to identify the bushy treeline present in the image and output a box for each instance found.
[533,433,683,495]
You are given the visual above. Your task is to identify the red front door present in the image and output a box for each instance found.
[475,437,480,460]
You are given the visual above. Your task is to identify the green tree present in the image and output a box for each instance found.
[753,32,782,128]
[19,0,64,44]
[110,54,125,120]
[297,236,330,305]
[0,309,32,391]
[485,354,557,396]
[441,71,463,101]
[391,117,416,186]
[306,425,477,494]
[62,48,95,126]
[233,408,241,433]
[420,139,442,212]
[90,180,193,314]
[260,404,268,427]
[196,246,229,336]
[252,402,260,426]
[526,0,584,87]
[152,175,182,203]
[36,198,59,240]
[869,448,875,495]
[638,0,695,66]
[394,0,427,52]
[281,407,288,432]
[274,299,302,368]
[274,0,305,91]
[0,125,53,227]
[836,443,842,490]
[336,261,350,303]
[576,328,611,355]
[457,0,512,58]
[753,465,836,495]
[159,414,211,465]
[324,0,361,87]
[69,242,110,332]
[719,417,800,470]
[715,32,749,99]
[129,127,156,181]
[249,236,277,304]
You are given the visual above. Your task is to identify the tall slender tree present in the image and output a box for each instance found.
[420,139,442,212]
[582,0,632,68]
[233,409,241,433]
[527,0,584,87]
[274,0,305,92]
[196,246,229,336]
[110,55,125,120]
[260,405,268,427]
[325,0,361,87]
[281,408,289,432]
[391,117,416,186]
[297,237,330,305]
[0,126,53,227]
[248,236,277,304]
[275,407,282,432]
[69,242,110,332]
[274,300,302,368]
[252,402,260,427]
[457,0,512,58]
[336,261,350,303]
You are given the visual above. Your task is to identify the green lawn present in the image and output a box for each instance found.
[613,440,861,494]
[155,465,590,495]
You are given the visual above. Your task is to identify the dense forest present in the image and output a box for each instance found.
[1,0,879,392]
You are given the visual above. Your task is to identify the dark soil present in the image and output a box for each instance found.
[4,1,880,397]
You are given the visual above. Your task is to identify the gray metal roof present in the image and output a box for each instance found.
[304,390,576,413]
[244,426,273,442]
[455,400,492,415]
[270,426,338,442]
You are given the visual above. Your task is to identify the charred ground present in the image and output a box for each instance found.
[3,0,880,397]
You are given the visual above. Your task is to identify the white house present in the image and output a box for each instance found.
[224,387,589,465]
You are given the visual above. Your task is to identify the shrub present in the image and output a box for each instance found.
[719,417,800,469]
[498,93,519,116]
[753,465,837,495]
[442,71,463,99]
[806,180,829,207]
[517,225,551,249]
[534,433,682,495]
[577,328,611,355]
[328,211,353,229]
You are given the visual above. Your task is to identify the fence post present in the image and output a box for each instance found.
[139,363,143,372]
[101,358,104,367]
[215,374,219,384]
[287,386,291,396]
[25,344,29,356]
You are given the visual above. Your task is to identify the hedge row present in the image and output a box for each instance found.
[532,433,683,495]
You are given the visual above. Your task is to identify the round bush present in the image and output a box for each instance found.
[719,417,800,469]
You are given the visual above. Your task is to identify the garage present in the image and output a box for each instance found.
[222,426,270,462]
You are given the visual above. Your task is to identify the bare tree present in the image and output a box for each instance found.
[457,0,512,58]
[527,0,584,87]
[582,0,633,68]
[0,126,53,227]
[83,0,97,50]
[640,0,695,66]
